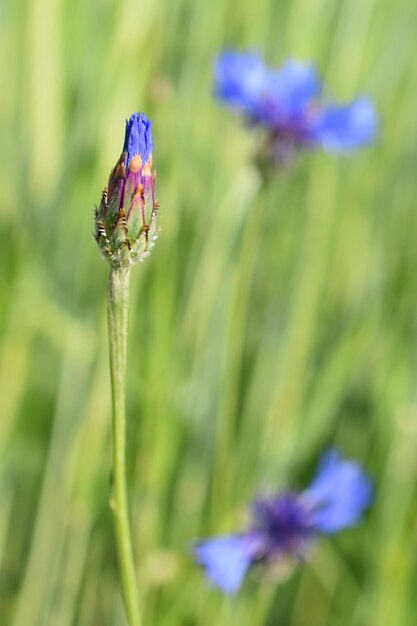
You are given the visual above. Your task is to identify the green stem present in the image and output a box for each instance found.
[107,266,142,626]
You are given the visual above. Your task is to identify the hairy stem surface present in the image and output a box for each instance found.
[107,266,142,626]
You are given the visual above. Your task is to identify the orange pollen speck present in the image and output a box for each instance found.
[129,154,142,173]
[142,162,152,177]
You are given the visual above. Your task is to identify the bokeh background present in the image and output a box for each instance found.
[1,0,417,624]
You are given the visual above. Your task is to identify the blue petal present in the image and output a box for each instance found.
[309,97,377,152]
[123,112,153,167]
[305,449,373,533]
[192,534,252,594]
[214,51,267,117]
[261,60,321,123]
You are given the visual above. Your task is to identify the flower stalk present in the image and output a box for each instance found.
[107,266,142,626]
[96,112,158,626]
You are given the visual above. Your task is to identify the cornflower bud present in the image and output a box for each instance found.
[95,112,158,267]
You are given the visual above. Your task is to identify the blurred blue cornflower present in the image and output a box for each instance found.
[214,51,377,165]
[192,450,373,594]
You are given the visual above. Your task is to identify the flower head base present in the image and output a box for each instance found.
[214,51,377,166]
[249,492,316,563]
[192,450,372,594]
[95,112,158,267]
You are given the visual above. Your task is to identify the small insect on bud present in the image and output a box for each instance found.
[95,112,158,267]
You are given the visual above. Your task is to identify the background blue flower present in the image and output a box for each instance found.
[192,450,372,593]
[214,50,377,157]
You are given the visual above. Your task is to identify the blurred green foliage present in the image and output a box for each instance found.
[1,0,417,624]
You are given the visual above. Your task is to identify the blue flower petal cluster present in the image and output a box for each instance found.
[214,51,376,160]
[305,449,373,533]
[123,112,153,168]
[192,450,372,593]
[192,535,254,594]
